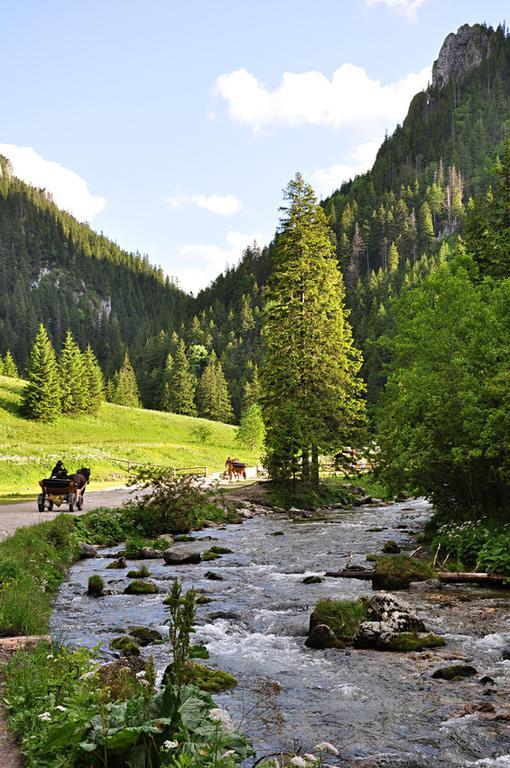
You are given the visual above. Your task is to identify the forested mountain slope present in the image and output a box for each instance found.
[0,156,190,375]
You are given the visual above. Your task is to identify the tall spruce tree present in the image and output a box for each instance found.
[2,351,18,378]
[163,340,197,416]
[59,330,88,414]
[110,352,141,408]
[83,344,104,414]
[197,352,234,422]
[261,174,366,485]
[21,323,61,421]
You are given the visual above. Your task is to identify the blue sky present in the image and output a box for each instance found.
[1,0,507,292]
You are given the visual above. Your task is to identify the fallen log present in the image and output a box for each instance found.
[436,571,509,586]
[325,569,373,580]
[324,569,509,587]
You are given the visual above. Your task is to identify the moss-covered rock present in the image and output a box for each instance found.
[382,540,401,554]
[106,557,127,569]
[309,599,368,646]
[127,566,151,578]
[270,531,284,536]
[209,546,233,555]
[174,534,194,542]
[382,632,446,652]
[372,555,434,590]
[431,664,478,681]
[87,574,104,597]
[111,636,141,656]
[303,575,324,584]
[164,662,237,692]
[128,626,163,645]
[201,551,221,561]
[124,580,158,595]
[195,594,213,605]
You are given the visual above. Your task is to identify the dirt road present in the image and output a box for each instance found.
[0,487,132,542]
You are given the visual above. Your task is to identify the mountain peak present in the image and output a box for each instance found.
[432,23,494,89]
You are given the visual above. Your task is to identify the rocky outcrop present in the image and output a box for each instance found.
[432,24,494,89]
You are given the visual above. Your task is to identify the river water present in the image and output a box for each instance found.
[51,499,510,767]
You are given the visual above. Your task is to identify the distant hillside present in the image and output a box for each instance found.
[0,157,190,375]
[0,375,257,500]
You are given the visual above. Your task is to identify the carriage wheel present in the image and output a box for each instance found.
[37,493,45,512]
[67,493,76,513]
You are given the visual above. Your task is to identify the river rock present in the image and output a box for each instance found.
[305,623,337,650]
[205,571,224,581]
[303,575,324,584]
[382,540,401,554]
[408,578,442,591]
[128,626,163,645]
[163,545,201,565]
[431,664,478,680]
[79,541,98,558]
[364,594,426,631]
[141,547,164,559]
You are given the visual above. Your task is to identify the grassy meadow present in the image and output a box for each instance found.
[0,375,259,501]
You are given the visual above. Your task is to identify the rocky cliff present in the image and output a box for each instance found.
[432,23,494,89]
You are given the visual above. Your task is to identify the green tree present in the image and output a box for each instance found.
[110,352,141,408]
[2,351,18,378]
[388,241,400,272]
[236,403,265,453]
[377,247,510,516]
[59,330,88,414]
[21,324,61,421]
[162,340,197,416]
[261,174,366,486]
[418,201,435,253]
[83,344,104,414]
[196,352,234,422]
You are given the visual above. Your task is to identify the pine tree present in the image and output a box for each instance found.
[2,351,18,378]
[261,174,366,485]
[21,323,61,421]
[83,344,104,414]
[59,330,88,414]
[418,201,435,253]
[197,352,234,422]
[163,340,197,416]
[110,352,141,408]
[236,403,265,452]
[388,241,400,272]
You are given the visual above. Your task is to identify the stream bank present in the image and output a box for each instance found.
[51,499,510,767]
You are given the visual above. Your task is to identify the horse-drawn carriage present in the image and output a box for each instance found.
[225,457,247,481]
[37,467,90,513]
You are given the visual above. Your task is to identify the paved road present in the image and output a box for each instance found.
[0,487,132,542]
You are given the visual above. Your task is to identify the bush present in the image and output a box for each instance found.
[476,532,510,576]
[372,555,434,590]
[431,520,491,569]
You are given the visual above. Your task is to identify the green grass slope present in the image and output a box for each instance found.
[0,376,258,501]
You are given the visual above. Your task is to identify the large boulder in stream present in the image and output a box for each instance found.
[305,623,337,650]
[372,555,434,590]
[355,594,444,651]
[163,545,201,565]
[363,593,426,631]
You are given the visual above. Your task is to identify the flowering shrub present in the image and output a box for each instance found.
[431,520,491,569]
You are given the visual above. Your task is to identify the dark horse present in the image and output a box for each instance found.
[69,467,91,492]
[225,457,247,481]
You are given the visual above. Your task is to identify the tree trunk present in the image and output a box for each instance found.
[301,449,310,482]
[311,444,319,487]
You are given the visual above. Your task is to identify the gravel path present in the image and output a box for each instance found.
[0,487,132,542]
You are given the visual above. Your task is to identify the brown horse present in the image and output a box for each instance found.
[225,457,247,481]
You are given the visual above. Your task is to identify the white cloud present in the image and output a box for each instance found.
[170,231,263,294]
[165,192,242,216]
[0,143,106,221]
[365,0,428,22]
[214,64,430,133]
[310,141,379,196]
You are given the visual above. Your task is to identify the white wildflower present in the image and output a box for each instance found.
[135,671,147,679]
[46,654,54,660]
[290,758,308,768]
[140,679,150,687]
[79,670,95,681]
[54,705,66,712]
[304,755,319,764]
[314,742,339,756]
[162,739,179,751]
[209,707,234,732]
[38,712,51,722]
[222,749,236,758]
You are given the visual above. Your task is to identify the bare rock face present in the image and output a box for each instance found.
[432,23,493,89]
